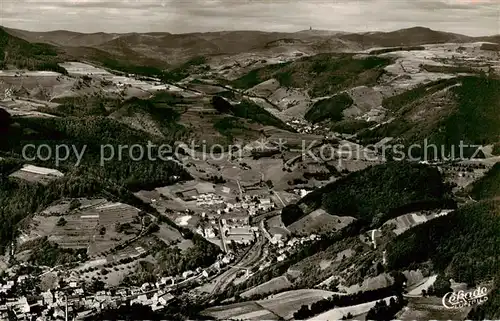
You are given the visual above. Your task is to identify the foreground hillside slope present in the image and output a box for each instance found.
[388,199,500,284]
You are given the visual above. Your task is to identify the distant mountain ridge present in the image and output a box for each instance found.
[4,25,498,47]
[337,26,473,48]
[2,26,499,67]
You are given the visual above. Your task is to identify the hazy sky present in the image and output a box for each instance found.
[1,0,499,36]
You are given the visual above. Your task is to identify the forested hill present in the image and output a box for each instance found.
[358,76,500,159]
[386,167,500,320]
[387,199,500,284]
[0,27,67,73]
[471,163,500,201]
[281,161,454,227]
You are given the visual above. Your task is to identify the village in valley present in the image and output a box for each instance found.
[0,135,336,320]
[0,21,500,320]
[1,116,495,320]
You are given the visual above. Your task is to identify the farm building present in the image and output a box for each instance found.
[226,227,255,244]
[178,189,198,200]
[158,293,175,305]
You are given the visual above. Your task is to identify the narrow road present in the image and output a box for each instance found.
[236,179,243,200]
[251,209,280,224]
[259,220,273,242]
[218,219,228,253]
[273,190,286,207]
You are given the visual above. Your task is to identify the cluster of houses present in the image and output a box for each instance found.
[286,119,327,135]
[217,195,275,217]
[194,193,225,207]
[191,192,276,247]
[272,234,321,262]
[195,214,259,246]
[1,275,90,320]
[249,234,323,275]
[0,280,15,294]
[192,192,275,217]
[0,282,178,320]
[0,249,239,320]
[241,195,275,216]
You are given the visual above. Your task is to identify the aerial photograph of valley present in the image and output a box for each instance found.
[0,0,499,320]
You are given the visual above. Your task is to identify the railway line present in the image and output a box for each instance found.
[210,236,267,295]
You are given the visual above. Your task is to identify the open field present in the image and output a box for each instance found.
[338,273,395,294]
[288,209,356,236]
[203,301,279,320]
[257,289,338,320]
[0,98,59,117]
[203,289,336,320]
[221,42,500,126]
[309,296,396,320]
[59,62,112,76]
[9,165,64,185]
[266,214,291,238]
[241,276,293,298]
[21,199,142,256]
[290,237,363,287]
[60,62,177,93]
[136,181,233,226]
[108,236,159,262]
[0,62,196,104]
[0,70,83,101]
[76,260,140,287]
[397,296,471,320]
[383,209,453,235]
[153,224,184,245]
[443,160,494,190]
